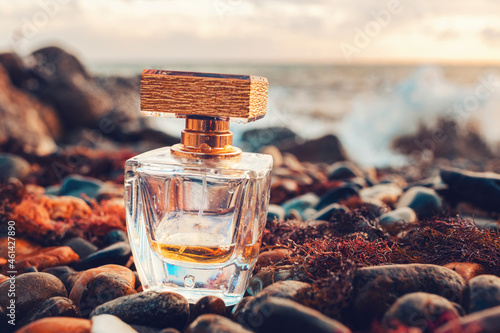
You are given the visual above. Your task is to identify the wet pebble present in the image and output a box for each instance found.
[0,153,30,182]
[19,296,80,327]
[80,272,137,317]
[349,264,465,328]
[396,186,443,218]
[64,237,98,259]
[69,264,135,307]
[193,296,226,317]
[281,193,319,216]
[315,185,358,211]
[249,297,351,333]
[463,275,500,314]
[103,229,129,246]
[186,314,252,333]
[90,291,189,330]
[60,175,103,199]
[75,241,131,270]
[379,207,418,234]
[310,203,348,221]
[0,272,67,318]
[328,161,363,180]
[15,317,91,333]
[382,292,461,332]
[444,262,489,282]
[43,266,81,294]
[91,314,138,333]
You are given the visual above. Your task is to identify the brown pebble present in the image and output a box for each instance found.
[194,296,226,318]
[255,249,290,270]
[444,262,489,282]
[11,246,80,274]
[186,314,252,333]
[19,296,80,326]
[15,317,91,333]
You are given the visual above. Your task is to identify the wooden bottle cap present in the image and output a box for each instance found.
[140,70,268,122]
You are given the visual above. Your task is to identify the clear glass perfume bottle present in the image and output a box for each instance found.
[125,70,273,305]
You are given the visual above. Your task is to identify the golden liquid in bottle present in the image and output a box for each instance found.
[151,240,235,264]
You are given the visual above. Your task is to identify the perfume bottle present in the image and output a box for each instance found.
[125,70,273,305]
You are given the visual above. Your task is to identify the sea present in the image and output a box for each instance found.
[88,63,500,167]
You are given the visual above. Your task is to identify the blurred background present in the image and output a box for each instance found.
[1,0,500,169]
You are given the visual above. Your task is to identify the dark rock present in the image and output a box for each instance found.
[43,266,81,294]
[266,205,285,222]
[315,185,359,211]
[328,161,363,180]
[133,271,142,290]
[0,63,61,155]
[0,272,67,318]
[64,237,98,259]
[30,46,112,130]
[247,297,351,333]
[435,305,500,333]
[19,296,80,326]
[241,127,299,153]
[440,167,500,213]
[231,297,252,320]
[193,296,226,318]
[60,175,103,199]
[103,229,129,246]
[379,207,418,234]
[187,314,252,333]
[247,269,294,296]
[382,292,460,332]
[0,306,11,333]
[0,153,30,182]
[0,52,33,88]
[349,264,465,328]
[310,203,348,221]
[79,272,137,317]
[90,291,189,329]
[463,275,500,314]
[281,193,319,217]
[282,134,348,164]
[75,241,131,270]
[24,266,38,273]
[444,262,489,282]
[396,186,442,218]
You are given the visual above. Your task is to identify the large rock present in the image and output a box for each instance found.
[29,46,112,129]
[282,134,348,164]
[463,275,500,314]
[0,63,59,155]
[440,167,500,213]
[349,264,465,328]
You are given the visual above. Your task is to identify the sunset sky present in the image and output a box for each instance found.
[1,0,500,64]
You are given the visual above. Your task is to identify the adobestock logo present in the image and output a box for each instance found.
[8,0,71,54]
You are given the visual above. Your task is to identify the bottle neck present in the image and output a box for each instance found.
[171,116,242,159]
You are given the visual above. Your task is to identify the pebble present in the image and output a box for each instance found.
[91,314,138,333]
[444,262,489,282]
[435,305,500,333]
[463,275,500,314]
[60,175,103,199]
[247,269,294,296]
[382,292,461,332]
[310,203,348,221]
[64,237,98,259]
[248,297,351,333]
[15,317,91,333]
[90,291,189,330]
[270,179,300,204]
[0,272,67,318]
[80,272,137,317]
[266,204,285,222]
[362,198,390,217]
[0,153,30,182]
[19,296,80,327]
[69,265,135,307]
[396,186,443,218]
[440,167,500,213]
[281,193,319,216]
[24,266,38,273]
[103,229,129,246]
[255,249,290,271]
[74,241,131,270]
[328,161,363,180]
[315,185,359,211]
[360,183,403,206]
[43,266,81,294]
[193,296,226,317]
[379,207,418,234]
[349,264,465,328]
[13,246,80,273]
[186,314,252,333]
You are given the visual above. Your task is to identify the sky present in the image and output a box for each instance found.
[1,0,500,64]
